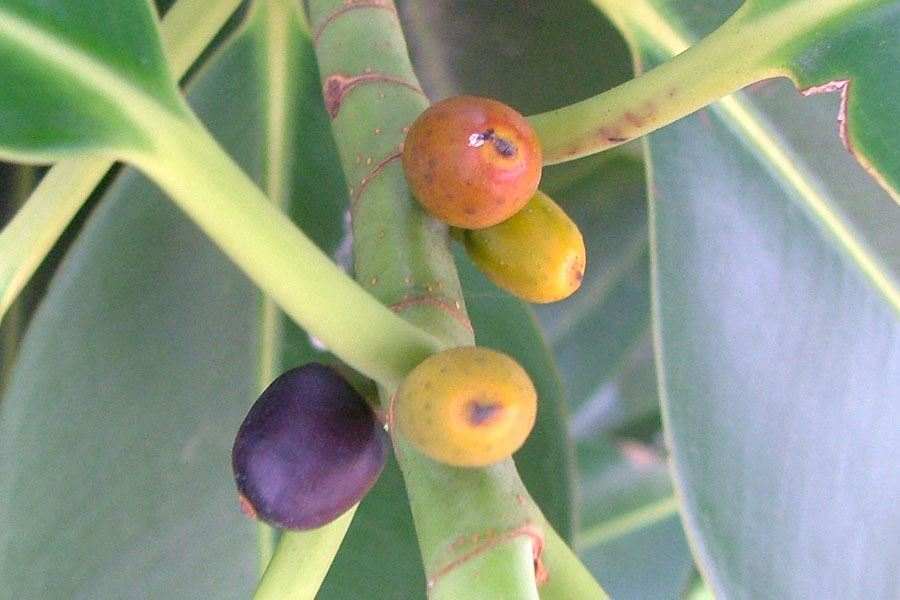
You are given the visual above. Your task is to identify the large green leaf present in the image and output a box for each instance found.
[0,42,260,600]
[596,0,900,596]
[540,155,695,599]
[0,9,274,596]
[398,0,632,114]
[0,0,184,160]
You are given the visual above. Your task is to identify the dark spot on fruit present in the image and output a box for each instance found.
[402,95,541,228]
[466,398,502,426]
[491,135,516,157]
[232,363,388,530]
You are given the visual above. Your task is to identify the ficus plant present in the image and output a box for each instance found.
[0,0,897,598]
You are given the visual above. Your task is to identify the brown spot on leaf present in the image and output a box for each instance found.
[801,79,851,151]
[798,78,895,199]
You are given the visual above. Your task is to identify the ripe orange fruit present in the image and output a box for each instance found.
[402,96,542,229]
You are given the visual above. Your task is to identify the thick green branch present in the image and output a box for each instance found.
[253,508,356,600]
[133,115,438,389]
[0,0,243,326]
[306,0,607,597]
[530,0,873,164]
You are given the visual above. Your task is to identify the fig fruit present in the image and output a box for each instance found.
[232,363,388,530]
[394,347,537,467]
[402,95,542,229]
[462,190,586,303]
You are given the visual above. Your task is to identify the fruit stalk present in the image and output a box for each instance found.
[530,0,872,165]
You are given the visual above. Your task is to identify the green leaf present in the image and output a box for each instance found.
[765,0,900,197]
[598,1,900,596]
[0,53,260,598]
[397,0,633,113]
[0,0,185,161]
[537,156,652,418]
[0,7,327,596]
[539,155,695,598]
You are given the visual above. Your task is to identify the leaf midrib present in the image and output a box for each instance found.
[0,7,185,147]
[251,4,308,570]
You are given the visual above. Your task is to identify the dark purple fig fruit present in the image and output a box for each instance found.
[231,363,388,530]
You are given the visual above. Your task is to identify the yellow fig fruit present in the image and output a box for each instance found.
[462,190,586,303]
[394,347,537,467]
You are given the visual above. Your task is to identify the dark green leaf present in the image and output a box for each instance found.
[0,0,184,160]
[598,1,900,595]
[769,0,900,197]
[397,0,633,113]
[0,10,316,597]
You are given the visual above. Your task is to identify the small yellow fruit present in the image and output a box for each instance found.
[462,190,586,303]
[394,347,537,467]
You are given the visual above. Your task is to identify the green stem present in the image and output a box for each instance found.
[575,494,679,551]
[0,159,107,322]
[431,537,540,600]
[253,508,356,600]
[0,0,244,327]
[250,0,305,572]
[529,0,868,164]
[132,116,438,388]
[256,521,278,577]
[157,0,244,77]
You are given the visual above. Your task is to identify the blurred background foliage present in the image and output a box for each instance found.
[3,0,896,598]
